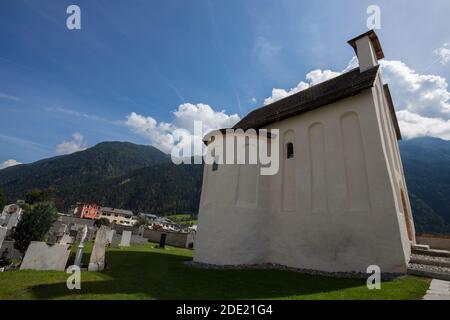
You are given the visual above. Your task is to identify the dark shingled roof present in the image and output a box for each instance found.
[233,65,380,130]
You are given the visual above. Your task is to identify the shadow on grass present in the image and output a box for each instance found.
[29,249,368,300]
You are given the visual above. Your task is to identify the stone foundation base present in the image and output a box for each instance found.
[184,261,405,280]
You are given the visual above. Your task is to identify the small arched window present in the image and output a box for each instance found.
[212,161,219,171]
[286,142,294,159]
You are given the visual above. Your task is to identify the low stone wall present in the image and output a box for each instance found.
[130,235,148,244]
[58,216,95,227]
[416,233,450,251]
[112,224,139,235]
[142,229,194,248]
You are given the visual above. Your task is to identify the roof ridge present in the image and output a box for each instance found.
[233,65,380,130]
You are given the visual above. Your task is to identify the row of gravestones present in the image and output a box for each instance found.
[0,226,7,250]
[0,212,21,253]
[17,227,133,271]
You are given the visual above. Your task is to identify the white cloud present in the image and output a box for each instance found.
[254,36,281,69]
[263,59,353,105]
[380,60,450,120]
[126,54,450,148]
[56,132,87,155]
[306,69,341,86]
[434,43,450,65]
[0,159,22,170]
[0,92,20,102]
[263,55,450,140]
[46,107,106,122]
[173,103,240,133]
[396,110,450,140]
[264,81,309,105]
[379,59,450,139]
[124,103,240,154]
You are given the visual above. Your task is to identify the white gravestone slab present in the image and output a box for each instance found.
[107,229,115,244]
[58,224,68,235]
[119,230,131,247]
[59,234,74,244]
[88,226,109,271]
[0,226,7,249]
[6,212,20,230]
[74,225,88,267]
[20,242,71,271]
[111,234,121,248]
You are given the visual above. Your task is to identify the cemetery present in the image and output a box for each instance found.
[0,241,431,300]
[0,198,438,300]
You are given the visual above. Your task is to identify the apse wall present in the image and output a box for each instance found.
[266,86,409,273]
[195,77,411,273]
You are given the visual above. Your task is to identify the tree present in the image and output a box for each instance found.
[94,217,110,228]
[13,202,58,253]
[134,216,150,227]
[0,187,6,210]
[25,187,55,205]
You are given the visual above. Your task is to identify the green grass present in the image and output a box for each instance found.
[0,243,430,300]
[166,214,198,225]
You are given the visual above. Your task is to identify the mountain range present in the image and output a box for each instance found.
[0,142,203,215]
[399,137,450,234]
[0,137,449,234]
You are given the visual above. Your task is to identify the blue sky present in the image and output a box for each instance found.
[1,0,450,165]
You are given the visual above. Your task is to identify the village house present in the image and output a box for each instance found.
[73,203,101,220]
[71,203,138,226]
[194,30,417,275]
[99,207,138,226]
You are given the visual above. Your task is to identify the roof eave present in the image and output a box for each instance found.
[383,84,402,140]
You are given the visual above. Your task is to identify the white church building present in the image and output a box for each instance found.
[194,30,416,275]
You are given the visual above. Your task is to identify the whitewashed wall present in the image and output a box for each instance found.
[195,71,413,274]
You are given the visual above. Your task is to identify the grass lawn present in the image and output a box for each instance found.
[166,214,198,225]
[0,243,430,300]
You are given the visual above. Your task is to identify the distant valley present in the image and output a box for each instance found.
[0,137,449,234]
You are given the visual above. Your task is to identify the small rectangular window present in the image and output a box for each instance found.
[287,143,294,159]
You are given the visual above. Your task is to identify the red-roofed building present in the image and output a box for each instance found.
[74,203,101,220]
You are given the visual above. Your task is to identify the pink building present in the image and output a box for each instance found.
[74,203,101,220]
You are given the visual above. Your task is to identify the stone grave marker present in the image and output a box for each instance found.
[0,226,7,249]
[107,229,115,244]
[20,242,71,271]
[111,234,121,248]
[74,225,88,267]
[88,226,109,271]
[6,212,20,230]
[159,233,167,248]
[119,230,131,247]
[59,234,74,244]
